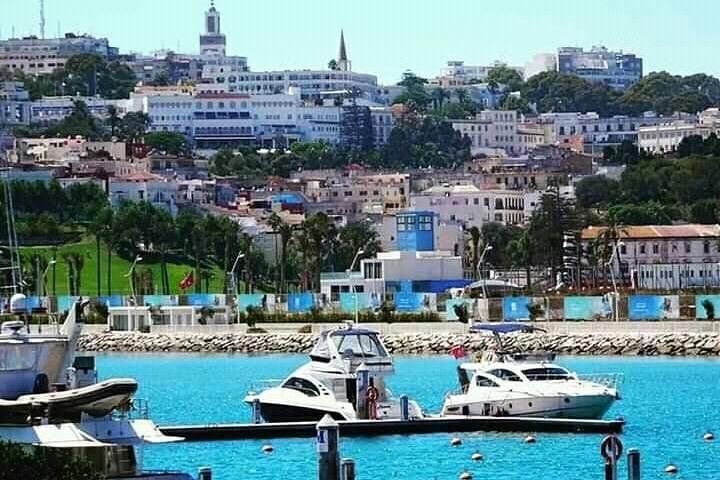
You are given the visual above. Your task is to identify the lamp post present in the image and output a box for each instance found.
[39,260,56,298]
[124,255,143,303]
[606,242,624,322]
[348,248,365,325]
[476,245,493,299]
[230,252,246,295]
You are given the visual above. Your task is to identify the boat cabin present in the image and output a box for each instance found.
[456,362,575,393]
[309,327,394,373]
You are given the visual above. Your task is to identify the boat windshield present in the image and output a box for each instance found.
[0,345,38,371]
[522,367,571,381]
[332,333,387,358]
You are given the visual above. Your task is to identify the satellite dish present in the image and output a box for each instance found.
[9,293,27,314]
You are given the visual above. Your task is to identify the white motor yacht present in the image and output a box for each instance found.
[441,324,621,419]
[244,325,422,422]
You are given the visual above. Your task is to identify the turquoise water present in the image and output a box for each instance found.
[96,354,720,479]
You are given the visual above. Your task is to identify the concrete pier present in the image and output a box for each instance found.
[160,416,623,442]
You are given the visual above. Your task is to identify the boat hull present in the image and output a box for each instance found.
[442,393,616,420]
[257,402,349,423]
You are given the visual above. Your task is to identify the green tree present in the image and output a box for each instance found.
[267,213,294,293]
[0,441,100,480]
[333,221,382,272]
[486,65,524,92]
[144,131,188,155]
[575,176,621,209]
[522,71,620,116]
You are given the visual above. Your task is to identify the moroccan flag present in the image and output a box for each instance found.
[449,345,466,360]
[179,271,194,290]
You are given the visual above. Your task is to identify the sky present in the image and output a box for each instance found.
[2,0,719,84]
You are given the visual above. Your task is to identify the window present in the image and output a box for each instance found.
[704,241,711,254]
[685,242,691,254]
[652,244,659,254]
[475,375,499,387]
[487,369,521,382]
[640,244,646,254]
[620,244,627,255]
[282,377,320,396]
[522,367,571,381]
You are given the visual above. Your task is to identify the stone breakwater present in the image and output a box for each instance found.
[78,332,720,357]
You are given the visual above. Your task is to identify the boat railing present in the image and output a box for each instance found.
[113,398,150,420]
[575,373,624,389]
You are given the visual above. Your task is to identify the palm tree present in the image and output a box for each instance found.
[61,252,84,296]
[93,207,114,295]
[454,88,469,106]
[465,226,482,278]
[598,218,628,287]
[508,228,533,291]
[294,229,314,291]
[267,213,293,293]
[432,88,449,110]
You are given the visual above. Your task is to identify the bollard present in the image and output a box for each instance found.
[198,467,212,480]
[355,363,369,420]
[317,414,340,480]
[340,458,356,480]
[601,435,623,480]
[252,398,262,424]
[400,395,409,421]
[627,448,640,480]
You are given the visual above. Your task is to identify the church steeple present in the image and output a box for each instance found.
[337,30,350,72]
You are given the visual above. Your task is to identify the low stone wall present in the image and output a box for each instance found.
[78,332,720,357]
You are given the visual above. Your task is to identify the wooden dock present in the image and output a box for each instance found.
[160,416,624,442]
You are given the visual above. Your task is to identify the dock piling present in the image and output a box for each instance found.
[627,449,640,480]
[198,467,212,480]
[341,458,356,480]
[317,415,340,480]
[252,398,262,424]
[355,363,369,420]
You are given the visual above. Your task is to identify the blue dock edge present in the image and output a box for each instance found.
[160,416,624,442]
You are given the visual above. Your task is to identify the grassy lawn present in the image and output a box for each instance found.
[21,239,227,296]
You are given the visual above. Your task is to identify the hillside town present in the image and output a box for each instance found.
[1,1,720,308]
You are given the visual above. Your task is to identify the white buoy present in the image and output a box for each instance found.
[523,435,537,444]
[450,437,462,446]
[471,452,483,462]
[261,444,273,453]
[459,471,473,480]
[665,464,678,474]
[704,432,715,441]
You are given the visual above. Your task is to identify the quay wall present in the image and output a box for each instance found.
[78,330,720,357]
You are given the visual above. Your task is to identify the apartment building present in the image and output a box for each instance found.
[452,110,546,155]
[304,172,409,217]
[557,46,642,91]
[637,109,720,154]
[109,172,179,216]
[0,34,118,76]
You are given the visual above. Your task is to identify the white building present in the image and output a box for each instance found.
[436,61,524,86]
[581,224,720,288]
[452,110,546,156]
[524,53,556,80]
[0,34,118,76]
[557,46,642,92]
[637,110,720,154]
[30,96,127,125]
[109,172,179,216]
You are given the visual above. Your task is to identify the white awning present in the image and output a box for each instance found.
[0,424,109,449]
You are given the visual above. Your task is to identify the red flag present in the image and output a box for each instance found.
[179,271,194,290]
[449,345,466,360]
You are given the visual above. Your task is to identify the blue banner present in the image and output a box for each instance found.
[57,296,80,313]
[184,294,223,307]
[564,296,612,320]
[237,294,265,312]
[696,295,720,320]
[288,293,315,313]
[339,293,373,313]
[141,295,178,307]
[628,295,679,320]
[502,297,531,321]
[395,293,436,313]
[97,295,125,307]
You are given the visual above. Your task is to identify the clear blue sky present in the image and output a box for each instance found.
[1,0,719,84]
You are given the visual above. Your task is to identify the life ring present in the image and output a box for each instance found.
[366,385,379,402]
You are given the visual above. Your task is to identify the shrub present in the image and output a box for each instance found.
[702,299,715,320]
[297,324,312,334]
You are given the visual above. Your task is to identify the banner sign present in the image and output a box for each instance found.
[564,296,612,320]
[628,295,679,320]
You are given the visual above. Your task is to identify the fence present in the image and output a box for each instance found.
[7,292,720,322]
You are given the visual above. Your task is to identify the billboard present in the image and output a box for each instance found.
[696,295,720,320]
[237,294,265,312]
[564,296,612,321]
[141,295,178,307]
[339,293,374,313]
[394,293,437,313]
[57,296,80,313]
[97,295,125,308]
[501,297,545,321]
[288,293,315,313]
[628,295,679,320]
[184,294,224,307]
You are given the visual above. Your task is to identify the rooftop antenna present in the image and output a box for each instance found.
[57,21,61,39]
[39,0,46,39]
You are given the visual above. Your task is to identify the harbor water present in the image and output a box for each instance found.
[96,354,720,479]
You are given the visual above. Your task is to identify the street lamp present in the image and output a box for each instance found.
[39,260,56,298]
[348,247,366,325]
[124,255,143,302]
[230,252,246,295]
[606,242,625,322]
[476,245,493,299]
